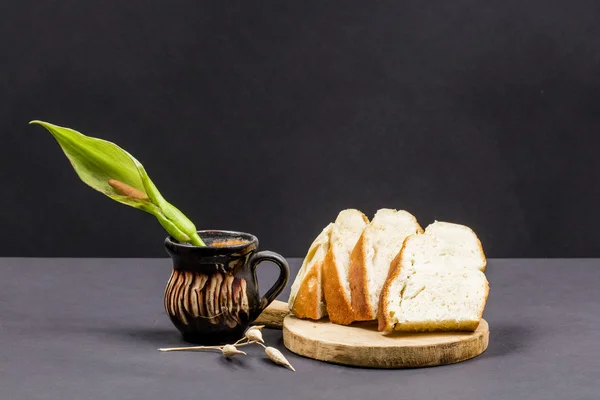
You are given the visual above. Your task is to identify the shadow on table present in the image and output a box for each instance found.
[218,355,249,370]
[484,323,536,358]
[78,326,185,346]
[75,325,286,348]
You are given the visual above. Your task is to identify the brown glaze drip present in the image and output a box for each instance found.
[210,239,249,247]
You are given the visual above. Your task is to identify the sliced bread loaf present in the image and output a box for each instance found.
[349,209,423,321]
[322,209,369,325]
[288,223,334,320]
[378,222,488,332]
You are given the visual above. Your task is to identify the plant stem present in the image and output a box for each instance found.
[158,345,221,352]
[189,232,206,246]
[157,340,257,352]
[235,341,257,348]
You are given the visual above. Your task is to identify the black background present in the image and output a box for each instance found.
[1,0,599,258]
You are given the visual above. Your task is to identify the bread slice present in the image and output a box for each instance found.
[378,222,488,332]
[322,209,369,325]
[383,268,489,332]
[288,223,334,320]
[349,209,423,321]
[424,221,487,271]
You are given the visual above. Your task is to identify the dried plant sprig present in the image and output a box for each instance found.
[30,120,205,246]
[159,327,295,371]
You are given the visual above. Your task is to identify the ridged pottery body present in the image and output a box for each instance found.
[164,230,289,344]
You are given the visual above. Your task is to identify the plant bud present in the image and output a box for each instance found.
[265,346,295,371]
[221,344,246,357]
[248,325,265,331]
[245,328,264,343]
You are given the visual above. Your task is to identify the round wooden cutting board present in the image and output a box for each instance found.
[283,316,489,368]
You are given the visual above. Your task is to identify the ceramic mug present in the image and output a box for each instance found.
[164,230,289,344]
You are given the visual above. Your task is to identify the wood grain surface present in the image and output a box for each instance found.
[283,315,489,368]
[253,300,290,329]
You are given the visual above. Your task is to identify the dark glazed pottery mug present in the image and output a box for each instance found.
[164,230,289,344]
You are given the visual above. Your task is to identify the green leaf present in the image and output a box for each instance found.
[132,159,197,235]
[31,120,205,246]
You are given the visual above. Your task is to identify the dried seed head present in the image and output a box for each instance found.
[248,325,265,332]
[221,344,246,357]
[245,328,264,343]
[265,346,295,372]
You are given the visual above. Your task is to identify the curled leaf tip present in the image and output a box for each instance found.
[30,120,56,127]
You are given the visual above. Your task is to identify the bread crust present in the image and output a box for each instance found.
[454,224,487,271]
[349,231,372,321]
[462,224,487,271]
[478,276,490,326]
[391,321,479,332]
[465,224,487,271]
[476,236,487,271]
[288,223,334,320]
[377,235,411,331]
[322,246,355,325]
[289,260,325,320]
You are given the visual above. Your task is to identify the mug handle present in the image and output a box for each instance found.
[248,251,290,313]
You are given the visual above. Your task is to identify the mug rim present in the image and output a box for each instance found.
[164,230,259,253]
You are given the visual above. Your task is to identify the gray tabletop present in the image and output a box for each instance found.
[0,258,598,400]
